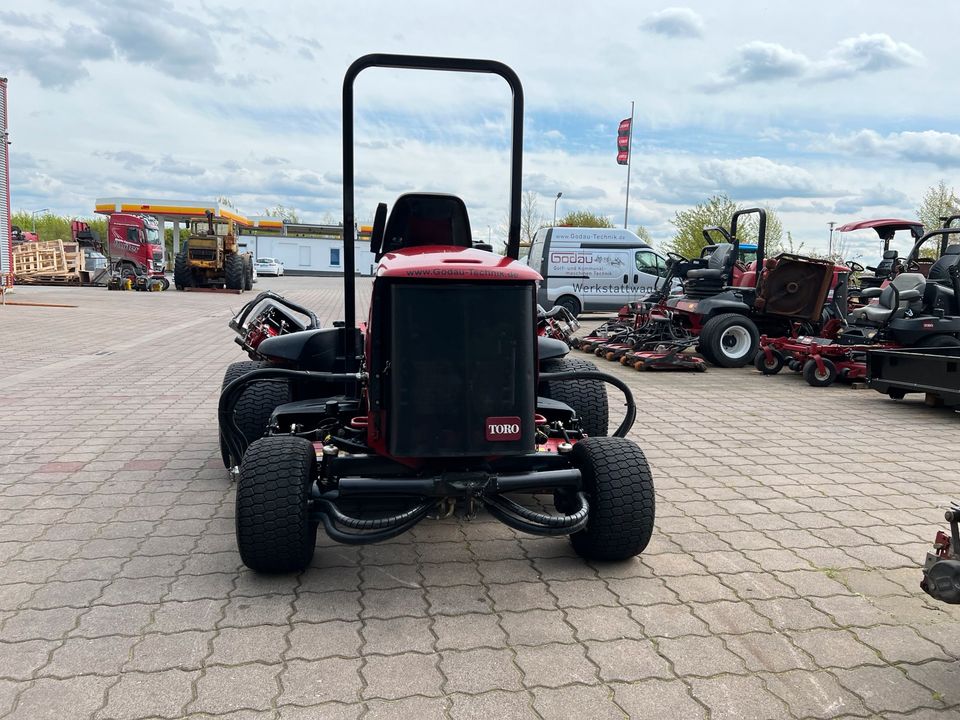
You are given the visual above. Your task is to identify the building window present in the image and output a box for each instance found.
[330,248,341,267]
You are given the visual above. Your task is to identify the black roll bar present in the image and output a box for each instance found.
[341,53,525,373]
[906,227,960,264]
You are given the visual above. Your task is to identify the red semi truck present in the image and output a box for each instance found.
[104,213,168,289]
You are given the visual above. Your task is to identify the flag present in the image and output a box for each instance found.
[617,117,632,165]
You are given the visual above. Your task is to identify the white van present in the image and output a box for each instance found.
[526,227,669,316]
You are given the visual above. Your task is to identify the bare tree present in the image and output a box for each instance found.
[520,190,545,247]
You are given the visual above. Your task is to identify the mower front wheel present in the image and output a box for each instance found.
[753,349,785,375]
[802,358,837,387]
[569,437,655,561]
[539,357,609,437]
[700,314,759,368]
[220,361,292,468]
[236,436,317,573]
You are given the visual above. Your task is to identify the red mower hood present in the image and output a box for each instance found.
[377,245,541,282]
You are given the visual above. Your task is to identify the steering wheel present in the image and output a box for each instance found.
[906,259,921,272]
[666,252,687,263]
[846,261,864,272]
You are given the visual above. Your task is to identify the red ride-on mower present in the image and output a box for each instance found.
[755,228,960,387]
[219,54,654,572]
[664,209,848,367]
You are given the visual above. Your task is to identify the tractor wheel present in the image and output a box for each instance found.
[803,358,837,387]
[219,361,292,468]
[225,253,244,290]
[243,256,254,291]
[700,314,759,368]
[236,436,317,573]
[569,437,655,561]
[159,276,170,291]
[174,251,193,290]
[912,334,960,349]
[753,349,785,375]
[539,357,609,438]
[554,295,581,319]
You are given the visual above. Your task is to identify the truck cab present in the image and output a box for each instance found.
[107,213,165,279]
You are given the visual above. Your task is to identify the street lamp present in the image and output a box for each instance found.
[31,208,49,233]
[828,221,836,258]
[553,192,562,226]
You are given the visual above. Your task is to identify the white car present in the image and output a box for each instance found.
[255,257,284,276]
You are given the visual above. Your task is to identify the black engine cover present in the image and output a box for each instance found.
[384,281,536,457]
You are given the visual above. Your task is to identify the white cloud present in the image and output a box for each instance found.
[705,33,923,90]
[639,7,704,38]
[814,33,924,81]
[813,129,960,167]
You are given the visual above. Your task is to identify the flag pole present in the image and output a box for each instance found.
[623,100,634,229]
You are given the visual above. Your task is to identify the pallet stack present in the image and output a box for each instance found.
[12,240,85,284]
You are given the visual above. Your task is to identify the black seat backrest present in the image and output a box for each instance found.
[875,249,898,274]
[381,193,473,254]
[708,243,734,272]
[927,245,960,283]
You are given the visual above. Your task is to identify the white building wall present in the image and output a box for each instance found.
[248,235,377,275]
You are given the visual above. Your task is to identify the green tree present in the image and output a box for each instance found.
[664,194,783,259]
[917,180,960,232]
[635,225,653,243]
[11,210,107,245]
[558,210,613,228]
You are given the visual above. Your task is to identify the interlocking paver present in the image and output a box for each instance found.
[440,647,523,694]
[531,684,625,720]
[4,279,959,719]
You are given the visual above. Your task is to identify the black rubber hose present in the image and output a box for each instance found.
[219,369,360,466]
[484,491,588,528]
[314,505,432,545]
[483,497,589,537]
[315,497,434,530]
[537,370,636,437]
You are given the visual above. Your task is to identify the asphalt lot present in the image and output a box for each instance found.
[1,275,959,719]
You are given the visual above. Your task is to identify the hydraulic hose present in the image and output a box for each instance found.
[484,491,588,528]
[315,497,434,530]
[218,368,362,468]
[537,370,637,438]
[314,505,432,545]
[482,493,590,536]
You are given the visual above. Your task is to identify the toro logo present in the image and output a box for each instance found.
[485,416,522,441]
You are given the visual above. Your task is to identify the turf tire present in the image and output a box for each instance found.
[700,313,759,368]
[174,250,192,290]
[802,358,837,387]
[539,357,609,437]
[220,361,292,468]
[569,437,656,561]
[236,436,317,573]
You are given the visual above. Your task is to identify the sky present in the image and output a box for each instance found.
[3,0,959,259]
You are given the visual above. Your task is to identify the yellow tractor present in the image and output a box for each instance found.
[174,211,253,291]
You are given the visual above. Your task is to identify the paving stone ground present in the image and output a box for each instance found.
[0,277,958,719]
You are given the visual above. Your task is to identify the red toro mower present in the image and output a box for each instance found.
[663,210,851,367]
[218,54,654,572]
[756,226,960,387]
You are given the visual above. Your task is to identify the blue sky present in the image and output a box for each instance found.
[3,0,959,260]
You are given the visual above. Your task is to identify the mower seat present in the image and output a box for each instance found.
[381,193,473,254]
[848,273,926,325]
[927,245,960,284]
[686,243,734,281]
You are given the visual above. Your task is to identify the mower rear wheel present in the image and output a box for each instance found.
[569,437,655,561]
[753,349,785,375]
[225,253,244,290]
[888,388,907,400]
[236,436,317,573]
[803,358,837,387]
[220,361,292,468]
[700,314,759,368]
[539,357,609,437]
